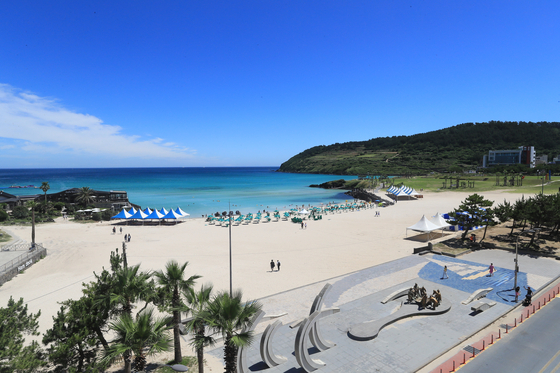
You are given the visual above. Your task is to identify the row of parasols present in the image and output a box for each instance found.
[111,207,190,220]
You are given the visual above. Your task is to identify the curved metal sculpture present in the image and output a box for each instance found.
[236,310,265,373]
[295,308,340,372]
[259,320,287,367]
[308,283,336,351]
[348,298,451,341]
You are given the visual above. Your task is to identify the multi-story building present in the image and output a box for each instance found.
[482,146,535,168]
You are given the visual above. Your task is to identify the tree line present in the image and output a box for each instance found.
[1,250,261,373]
[449,192,560,248]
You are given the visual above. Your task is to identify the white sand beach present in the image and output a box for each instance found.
[0,190,526,370]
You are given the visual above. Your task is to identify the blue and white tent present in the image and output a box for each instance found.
[162,209,183,220]
[129,209,149,220]
[145,209,165,220]
[174,207,190,217]
[111,208,132,219]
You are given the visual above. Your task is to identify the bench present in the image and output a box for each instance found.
[470,300,497,313]
[462,288,493,305]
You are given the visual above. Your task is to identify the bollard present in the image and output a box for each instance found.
[533,305,535,314]
[463,353,466,365]
[472,348,475,358]
[499,329,501,339]
[506,324,508,333]
[544,298,547,305]
[527,310,529,318]
[483,340,485,350]
[453,361,455,372]
[539,301,541,310]
[491,334,494,345]
[550,294,551,301]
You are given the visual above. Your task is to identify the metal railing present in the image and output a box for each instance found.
[0,244,46,274]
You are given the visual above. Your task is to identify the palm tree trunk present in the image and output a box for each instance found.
[124,352,132,373]
[223,336,237,373]
[173,309,182,363]
[31,209,35,245]
[197,344,204,373]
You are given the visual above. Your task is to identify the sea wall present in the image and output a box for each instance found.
[0,246,47,285]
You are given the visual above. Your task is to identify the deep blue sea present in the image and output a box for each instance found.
[0,168,355,217]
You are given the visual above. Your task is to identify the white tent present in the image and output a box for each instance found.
[406,215,443,241]
[429,212,451,229]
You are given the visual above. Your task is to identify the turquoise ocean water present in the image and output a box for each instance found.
[0,168,355,217]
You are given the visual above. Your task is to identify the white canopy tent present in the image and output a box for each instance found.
[429,212,451,230]
[406,215,445,241]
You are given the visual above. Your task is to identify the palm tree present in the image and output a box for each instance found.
[202,290,262,373]
[102,307,172,373]
[99,264,154,373]
[76,186,95,207]
[109,264,153,317]
[40,181,50,203]
[154,260,200,364]
[185,284,214,373]
[26,201,38,246]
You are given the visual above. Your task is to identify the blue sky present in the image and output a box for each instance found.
[1,1,559,168]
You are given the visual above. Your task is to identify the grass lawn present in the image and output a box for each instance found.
[386,175,560,195]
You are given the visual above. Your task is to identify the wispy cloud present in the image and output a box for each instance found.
[0,84,195,161]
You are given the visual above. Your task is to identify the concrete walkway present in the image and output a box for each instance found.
[205,250,560,372]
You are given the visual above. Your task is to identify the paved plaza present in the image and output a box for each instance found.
[205,250,560,372]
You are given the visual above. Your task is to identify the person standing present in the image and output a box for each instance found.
[277,260,281,271]
[128,234,131,242]
[489,263,495,277]
[442,265,448,279]
[120,227,122,234]
[304,222,307,229]
[270,259,275,272]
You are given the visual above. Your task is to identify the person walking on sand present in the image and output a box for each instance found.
[488,263,495,277]
[112,227,116,234]
[128,234,131,242]
[301,222,304,229]
[277,260,281,271]
[270,259,275,272]
[442,265,448,279]
[120,227,122,234]
[305,222,307,229]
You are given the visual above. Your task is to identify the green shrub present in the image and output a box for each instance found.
[101,209,113,221]
[12,206,29,219]
[53,202,65,211]
[64,203,75,214]
[0,210,8,222]
[91,212,101,221]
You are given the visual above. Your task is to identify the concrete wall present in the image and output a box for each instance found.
[0,247,47,286]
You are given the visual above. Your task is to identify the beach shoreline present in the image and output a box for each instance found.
[0,190,531,369]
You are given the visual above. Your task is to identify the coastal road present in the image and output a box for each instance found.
[459,297,560,373]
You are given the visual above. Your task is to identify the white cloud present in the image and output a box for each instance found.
[0,84,196,161]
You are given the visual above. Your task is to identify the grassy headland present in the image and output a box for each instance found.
[279,121,560,175]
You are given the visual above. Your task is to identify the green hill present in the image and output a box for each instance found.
[278,121,560,175]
